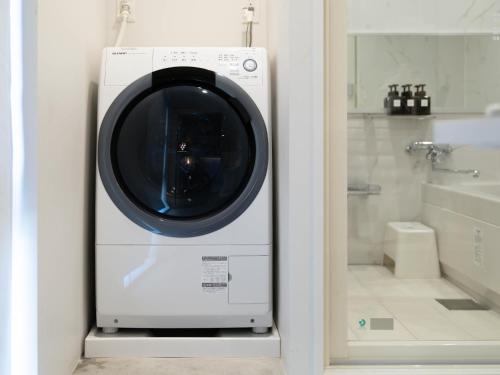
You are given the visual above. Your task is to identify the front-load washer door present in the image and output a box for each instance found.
[98,67,268,237]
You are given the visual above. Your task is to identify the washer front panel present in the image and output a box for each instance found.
[98,67,268,237]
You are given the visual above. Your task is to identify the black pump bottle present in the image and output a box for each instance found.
[401,84,415,115]
[414,84,431,116]
[384,84,404,115]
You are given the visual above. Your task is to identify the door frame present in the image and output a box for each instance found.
[324,0,349,365]
[0,0,13,371]
[7,0,38,374]
[323,0,500,367]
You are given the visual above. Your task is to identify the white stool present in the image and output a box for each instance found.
[383,222,440,279]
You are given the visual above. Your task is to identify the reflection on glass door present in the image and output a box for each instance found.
[343,0,500,361]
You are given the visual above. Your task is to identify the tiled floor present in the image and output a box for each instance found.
[327,365,500,374]
[74,358,283,375]
[348,265,500,341]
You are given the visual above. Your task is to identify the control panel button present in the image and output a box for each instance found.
[243,59,258,72]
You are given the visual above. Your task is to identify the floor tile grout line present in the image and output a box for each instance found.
[348,327,359,341]
[376,298,459,341]
[348,266,495,341]
[441,309,500,341]
[425,297,481,340]
[376,298,419,341]
[376,291,476,340]
[349,265,500,342]
[349,267,418,340]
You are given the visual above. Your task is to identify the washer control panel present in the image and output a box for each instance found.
[152,48,264,86]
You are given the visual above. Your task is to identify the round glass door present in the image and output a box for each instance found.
[99,67,268,237]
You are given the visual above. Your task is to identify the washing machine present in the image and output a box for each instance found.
[96,47,272,332]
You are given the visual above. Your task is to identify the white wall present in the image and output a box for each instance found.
[267,0,290,367]
[104,0,268,47]
[3,1,38,373]
[37,0,107,373]
[35,1,326,374]
[268,0,325,374]
[0,0,12,371]
[36,2,267,373]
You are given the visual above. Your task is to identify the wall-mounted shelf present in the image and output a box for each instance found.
[348,113,436,121]
[348,31,499,36]
[348,184,382,196]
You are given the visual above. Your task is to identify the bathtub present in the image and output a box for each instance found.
[422,182,500,309]
[460,183,500,197]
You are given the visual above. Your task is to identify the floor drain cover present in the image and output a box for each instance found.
[435,298,488,311]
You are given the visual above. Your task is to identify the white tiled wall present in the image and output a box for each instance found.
[104,0,268,48]
[347,114,500,264]
[347,30,500,265]
[464,36,500,110]
[347,116,432,264]
[348,0,500,34]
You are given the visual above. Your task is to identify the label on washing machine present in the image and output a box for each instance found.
[201,256,228,294]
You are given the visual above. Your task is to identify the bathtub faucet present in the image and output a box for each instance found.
[405,141,453,154]
[407,141,479,177]
[432,166,480,178]
[406,141,453,163]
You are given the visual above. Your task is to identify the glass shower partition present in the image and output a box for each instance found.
[336,0,500,365]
